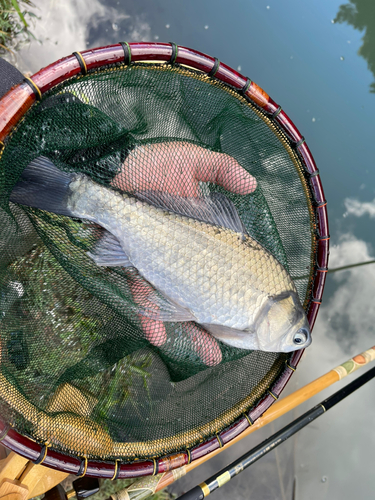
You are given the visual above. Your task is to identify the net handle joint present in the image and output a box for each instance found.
[169,42,178,64]
[207,57,220,77]
[119,41,131,65]
[23,76,42,100]
[76,457,88,478]
[32,443,50,465]
[72,52,88,76]
[111,460,120,480]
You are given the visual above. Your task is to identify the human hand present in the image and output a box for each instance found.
[111,142,257,366]
[112,141,257,196]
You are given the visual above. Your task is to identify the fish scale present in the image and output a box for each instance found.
[69,177,294,331]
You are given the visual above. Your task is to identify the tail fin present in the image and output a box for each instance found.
[10,156,75,216]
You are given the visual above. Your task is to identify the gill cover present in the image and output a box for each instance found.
[255,291,311,352]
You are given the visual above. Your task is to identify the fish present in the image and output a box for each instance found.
[9,156,312,353]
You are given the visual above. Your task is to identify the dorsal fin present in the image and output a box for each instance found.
[135,190,248,235]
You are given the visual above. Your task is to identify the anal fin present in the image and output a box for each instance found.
[202,323,258,350]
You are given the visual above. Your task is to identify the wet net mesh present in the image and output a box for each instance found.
[0,63,315,461]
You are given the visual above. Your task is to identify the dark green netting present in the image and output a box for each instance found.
[0,63,314,460]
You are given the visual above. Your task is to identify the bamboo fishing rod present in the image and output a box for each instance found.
[294,259,375,281]
[178,363,375,499]
[109,346,375,500]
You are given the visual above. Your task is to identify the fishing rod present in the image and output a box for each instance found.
[109,346,375,500]
[326,259,375,273]
[294,259,375,281]
[177,364,375,499]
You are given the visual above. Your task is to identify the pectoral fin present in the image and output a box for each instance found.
[141,291,197,323]
[87,229,196,322]
[202,323,258,350]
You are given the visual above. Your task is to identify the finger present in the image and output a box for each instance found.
[215,159,257,194]
[195,149,257,195]
[139,316,167,347]
[111,143,200,197]
[182,323,222,366]
[111,142,258,196]
[127,271,221,364]
[128,271,168,347]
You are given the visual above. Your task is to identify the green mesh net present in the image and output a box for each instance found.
[0,63,314,461]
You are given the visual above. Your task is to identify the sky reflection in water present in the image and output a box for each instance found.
[7,0,375,497]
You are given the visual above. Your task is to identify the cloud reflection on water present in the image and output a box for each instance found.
[16,0,151,74]
[344,197,375,218]
[295,231,375,498]
[317,233,375,353]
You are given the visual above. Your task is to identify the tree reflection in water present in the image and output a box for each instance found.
[335,0,375,92]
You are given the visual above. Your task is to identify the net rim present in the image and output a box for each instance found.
[0,42,329,478]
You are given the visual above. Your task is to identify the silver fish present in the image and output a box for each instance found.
[10,156,311,352]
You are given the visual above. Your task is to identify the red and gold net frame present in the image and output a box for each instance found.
[0,42,329,479]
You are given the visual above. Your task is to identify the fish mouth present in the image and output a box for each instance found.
[261,337,311,353]
[257,321,312,353]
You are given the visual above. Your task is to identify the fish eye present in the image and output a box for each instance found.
[293,328,308,345]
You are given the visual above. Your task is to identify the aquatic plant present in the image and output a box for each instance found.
[0,0,37,55]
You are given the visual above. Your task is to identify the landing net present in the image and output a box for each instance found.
[0,44,327,473]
